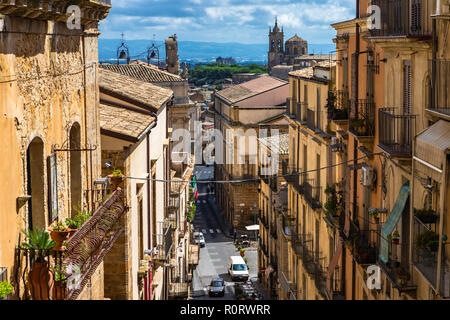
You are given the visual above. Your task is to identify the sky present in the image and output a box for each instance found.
[98,0,356,44]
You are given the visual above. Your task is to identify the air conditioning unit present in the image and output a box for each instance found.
[361,166,375,187]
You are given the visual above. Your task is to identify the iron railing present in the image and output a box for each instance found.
[154,223,173,261]
[304,181,322,210]
[281,212,296,238]
[14,189,126,300]
[349,99,376,137]
[428,59,450,116]
[280,271,297,300]
[378,108,417,158]
[369,0,432,37]
[168,282,189,299]
[412,216,449,297]
[327,90,350,120]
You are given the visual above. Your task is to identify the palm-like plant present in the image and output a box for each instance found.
[21,228,56,250]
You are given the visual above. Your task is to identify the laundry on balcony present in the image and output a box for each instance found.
[379,182,410,264]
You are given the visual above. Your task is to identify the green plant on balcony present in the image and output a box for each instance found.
[0,281,13,300]
[21,228,56,251]
[369,208,381,224]
[324,186,339,217]
[20,228,57,300]
[414,208,439,224]
[415,230,440,252]
[186,203,196,222]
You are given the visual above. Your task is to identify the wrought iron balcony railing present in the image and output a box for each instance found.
[280,271,297,300]
[14,189,126,300]
[327,90,350,121]
[168,282,189,299]
[349,99,376,137]
[304,181,322,210]
[378,108,417,158]
[412,216,449,297]
[369,0,432,38]
[428,59,450,117]
[153,223,173,262]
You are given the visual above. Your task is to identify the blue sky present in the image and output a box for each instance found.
[99,0,355,44]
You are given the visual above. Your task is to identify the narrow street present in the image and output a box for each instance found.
[191,166,259,300]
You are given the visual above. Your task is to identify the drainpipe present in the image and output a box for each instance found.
[140,110,158,251]
[436,149,448,295]
[82,26,90,203]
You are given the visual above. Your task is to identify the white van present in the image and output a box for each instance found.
[228,256,249,282]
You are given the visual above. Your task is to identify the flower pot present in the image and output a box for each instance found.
[53,280,67,300]
[28,261,54,300]
[240,251,245,257]
[374,217,380,224]
[49,229,70,251]
[392,238,400,245]
[68,228,78,238]
[108,175,124,190]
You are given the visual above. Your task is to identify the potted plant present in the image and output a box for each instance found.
[52,266,67,300]
[48,221,70,251]
[0,281,13,300]
[415,230,440,252]
[21,228,56,300]
[240,249,246,257]
[414,208,439,224]
[65,217,80,238]
[369,208,380,224]
[391,231,400,245]
[108,169,124,189]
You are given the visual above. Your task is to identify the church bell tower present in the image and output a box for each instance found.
[268,18,284,71]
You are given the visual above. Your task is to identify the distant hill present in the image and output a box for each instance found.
[99,39,335,64]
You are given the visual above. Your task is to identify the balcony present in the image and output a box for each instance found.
[280,271,297,300]
[349,99,376,138]
[412,216,450,297]
[378,108,417,158]
[281,211,296,239]
[369,0,432,38]
[153,223,173,262]
[0,0,111,23]
[304,181,322,210]
[14,189,126,300]
[327,90,350,121]
[427,59,450,118]
[270,222,278,239]
[168,282,189,300]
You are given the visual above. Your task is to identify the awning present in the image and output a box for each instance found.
[415,120,450,174]
[246,225,260,231]
[379,182,410,264]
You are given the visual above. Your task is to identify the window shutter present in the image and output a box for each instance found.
[403,61,412,114]
[350,53,358,118]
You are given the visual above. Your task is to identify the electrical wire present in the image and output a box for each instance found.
[0,62,96,83]
[122,152,384,184]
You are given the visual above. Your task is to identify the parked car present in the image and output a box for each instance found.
[228,256,249,282]
[194,232,206,247]
[208,278,225,297]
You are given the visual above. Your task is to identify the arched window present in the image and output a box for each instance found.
[27,137,45,230]
[70,123,82,217]
[277,40,281,51]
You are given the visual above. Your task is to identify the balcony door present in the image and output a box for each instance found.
[402,61,412,147]
[27,137,45,231]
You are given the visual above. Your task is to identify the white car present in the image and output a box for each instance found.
[228,256,249,282]
[194,232,206,248]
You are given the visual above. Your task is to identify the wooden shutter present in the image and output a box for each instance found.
[350,53,358,118]
[403,61,412,114]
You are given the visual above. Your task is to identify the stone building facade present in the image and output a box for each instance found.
[0,1,115,300]
[213,75,289,230]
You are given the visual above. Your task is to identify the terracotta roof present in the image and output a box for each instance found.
[100,103,155,140]
[289,60,336,78]
[286,34,306,42]
[100,61,184,83]
[259,133,289,155]
[99,68,173,110]
[216,75,287,104]
[295,54,336,61]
